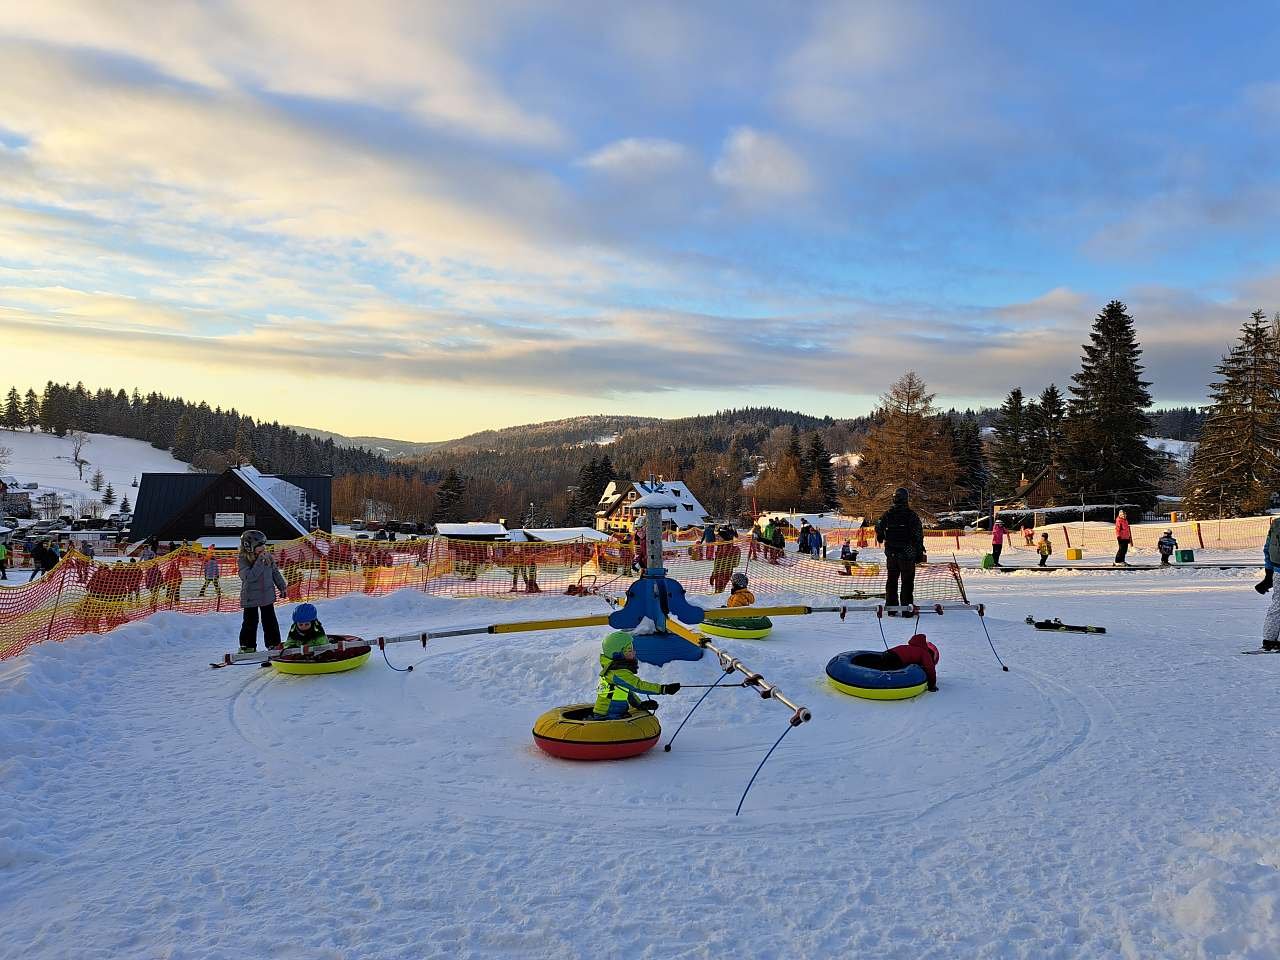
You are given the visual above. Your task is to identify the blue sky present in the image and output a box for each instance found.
[2,1,1278,439]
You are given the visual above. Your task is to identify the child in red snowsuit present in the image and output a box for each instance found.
[877,633,940,691]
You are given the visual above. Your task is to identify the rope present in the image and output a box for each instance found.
[735,719,799,816]
[663,666,737,752]
[876,613,890,650]
[977,606,1009,671]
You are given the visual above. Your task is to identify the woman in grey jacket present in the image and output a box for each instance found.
[238,530,288,652]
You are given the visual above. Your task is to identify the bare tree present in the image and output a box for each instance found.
[68,430,91,481]
[74,496,103,519]
[35,491,65,520]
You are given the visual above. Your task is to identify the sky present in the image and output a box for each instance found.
[2,1,1279,441]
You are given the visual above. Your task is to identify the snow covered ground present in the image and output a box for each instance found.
[2,569,1279,959]
[0,429,188,517]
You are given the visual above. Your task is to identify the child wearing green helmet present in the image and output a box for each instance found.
[593,631,681,719]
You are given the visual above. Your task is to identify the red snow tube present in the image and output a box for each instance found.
[532,703,661,760]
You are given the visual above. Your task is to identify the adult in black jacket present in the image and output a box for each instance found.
[874,488,926,613]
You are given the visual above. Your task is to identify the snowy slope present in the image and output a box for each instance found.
[0,429,188,515]
[2,570,1278,958]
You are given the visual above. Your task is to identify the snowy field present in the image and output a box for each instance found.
[2,567,1278,959]
[0,429,188,515]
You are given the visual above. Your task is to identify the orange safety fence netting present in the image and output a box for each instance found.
[0,531,970,661]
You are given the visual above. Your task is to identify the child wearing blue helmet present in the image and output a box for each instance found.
[285,603,327,649]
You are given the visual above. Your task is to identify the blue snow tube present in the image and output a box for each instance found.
[825,650,928,701]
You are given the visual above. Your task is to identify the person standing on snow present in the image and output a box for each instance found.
[1157,530,1178,566]
[1114,510,1133,565]
[198,549,222,599]
[0,539,7,580]
[1037,532,1052,568]
[874,487,926,614]
[1260,516,1280,651]
[237,530,287,653]
[593,631,680,718]
[990,519,1007,567]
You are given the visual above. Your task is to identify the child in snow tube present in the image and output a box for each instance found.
[872,633,940,692]
[285,603,326,649]
[725,572,754,607]
[594,631,681,718]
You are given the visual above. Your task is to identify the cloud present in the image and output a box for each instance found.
[712,127,812,200]
[578,138,691,178]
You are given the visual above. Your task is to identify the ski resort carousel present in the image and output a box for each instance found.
[531,703,662,760]
[825,650,928,701]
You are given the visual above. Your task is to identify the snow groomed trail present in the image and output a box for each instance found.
[2,570,1278,959]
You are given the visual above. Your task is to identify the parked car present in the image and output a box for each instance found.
[349,520,366,531]
[0,516,19,530]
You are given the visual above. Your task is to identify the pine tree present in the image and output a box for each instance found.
[172,413,198,462]
[434,469,466,523]
[946,415,988,510]
[3,388,21,430]
[119,495,132,513]
[22,388,39,432]
[102,483,117,507]
[1024,384,1066,478]
[1061,301,1164,511]
[90,468,105,492]
[846,372,959,520]
[989,388,1028,496]
[1184,310,1280,517]
[788,427,811,493]
[803,432,838,509]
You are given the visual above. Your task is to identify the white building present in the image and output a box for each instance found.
[595,479,710,533]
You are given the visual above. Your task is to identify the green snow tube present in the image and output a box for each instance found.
[700,616,774,640]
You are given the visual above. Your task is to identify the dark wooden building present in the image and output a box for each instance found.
[131,466,331,543]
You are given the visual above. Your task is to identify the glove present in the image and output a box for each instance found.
[1257,571,1274,595]
[928,684,939,692]
[638,699,659,711]
[662,683,681,694]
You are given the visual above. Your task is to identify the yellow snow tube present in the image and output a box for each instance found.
[269,639,371,676]
[532,703,661,760]
[699,616,774,640]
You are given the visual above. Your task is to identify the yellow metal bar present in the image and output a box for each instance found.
[489,614,611,634]
[699,605,813,619]
[664,618,709,647]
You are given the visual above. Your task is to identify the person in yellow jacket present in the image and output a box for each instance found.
[726,572,755,607]
[593,631,680,719]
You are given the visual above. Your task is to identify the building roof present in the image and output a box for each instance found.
[233,466,310,538]
[132,469,332,542]
[596,479,710,528]
[434,522,509,538]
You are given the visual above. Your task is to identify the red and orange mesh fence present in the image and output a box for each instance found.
[0,531,970,660]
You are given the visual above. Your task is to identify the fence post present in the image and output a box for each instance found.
[1195,522,1204,549]
[44,569,69,644]
[1062,525,1071,548]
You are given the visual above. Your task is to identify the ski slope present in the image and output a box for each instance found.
[0,429,188,514]
[1,568,1278,958]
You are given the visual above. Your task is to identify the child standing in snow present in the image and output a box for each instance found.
[1157,530,1178,566]
[726,572,755,607]
[593,631,680,718]
[1037,532,1052,568]
[198,549,221,598]
[285,603,327,649]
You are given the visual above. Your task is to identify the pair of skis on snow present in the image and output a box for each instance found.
[1025,616,1106,634]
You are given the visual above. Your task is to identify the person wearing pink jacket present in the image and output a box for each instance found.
[1114,511,1132,565]
[990,519,1007,567]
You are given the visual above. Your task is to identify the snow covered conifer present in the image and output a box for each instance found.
[1184,310,1280,517]
[1061,301,1163,512]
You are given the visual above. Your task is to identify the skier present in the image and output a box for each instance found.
[1114,510,1132,565]
[867,633,940,692]
[990,520,1007,567]
[874,487,925,614]
[593,631,680,719]
[1157,530,1178,566]
[285,603,327,649]
[1261,516,1280,651]
[1037,532,1052,568]
[726,571,755,607]
[197,549,221,598]
[238,530,287,653]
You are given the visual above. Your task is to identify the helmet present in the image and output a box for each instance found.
[292,603,318,625]
[1163,530,1172,536]
[730,572,749,591]
[240,530,266,552]
[601,631,634,659]
[892,487,909,505]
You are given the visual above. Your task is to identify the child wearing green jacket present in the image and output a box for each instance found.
[285,603,328,649]
[594,631,680,719]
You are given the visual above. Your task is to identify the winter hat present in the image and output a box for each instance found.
[893,487,909,505]
[292,603,318,625]
[601,630,635,659]
[730,572,749,591]
[910,633,939,664]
